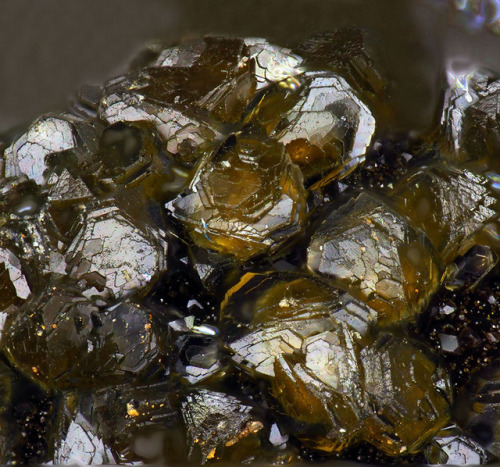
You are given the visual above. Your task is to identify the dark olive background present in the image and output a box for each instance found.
[0,0,499,135]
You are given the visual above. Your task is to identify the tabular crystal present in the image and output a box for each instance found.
[167,130,308,260]
[2,114,100,186]
[221,271,377,377]
[0,246,31,315]
[245,71,376,181]
[3,281,163,389]
[273,333,451,456]
[181,389,263,463]
[390,162,498,263]
[308,191,440,324]
[441,70,500,166]
[424,424,491,465]
[65,203,168,300]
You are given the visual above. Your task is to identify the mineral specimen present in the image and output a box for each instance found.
[0,29,498,466]
[167,129,308,260]
[181,389,267,463]
[221,271,377,377]
[308,162,497,324]
[424,424,491,465]
[441,69,500,168]
[65,202,168,301]
[308,191,441,324]
[245,71,376,181]
[273,332,451,456]
[3,281,164,389]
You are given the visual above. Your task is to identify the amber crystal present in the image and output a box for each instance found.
[0,28,498,465]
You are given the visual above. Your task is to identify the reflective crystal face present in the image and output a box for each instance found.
[99,36,304,168]
[3,283,163,389]
[221,271,378,377]
[308,191,441,324]
[0,30,499,465]
[181,389,263,463]
[245,71,376,181]
[168,131,308,260]
[273,333,451,456]
[54,413,115,465]
[66,203,168,300]
[441,70,500,167]
[424,425,491,465]
[83,381,179,463]
[3,114,100,186]
[390,163,498,263]
[0,247,30,315]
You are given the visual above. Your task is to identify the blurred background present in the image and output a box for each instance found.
[0,0,499,136]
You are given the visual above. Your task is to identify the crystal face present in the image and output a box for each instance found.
[65,203,167,300]
[308,191,441,324]
[167,130,308,260]
[245,71,376,181]
[273,332,451,456]
[0,29,499,465]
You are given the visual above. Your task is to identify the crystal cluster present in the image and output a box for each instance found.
[0,30,498,465]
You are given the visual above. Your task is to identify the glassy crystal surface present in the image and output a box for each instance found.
[273,332,451,456]
[308,191,441,324]
[82,381,178,463]
[0,246,31,315]
[245,71,376,181]
[390,162,498,263]
[65,203,168,300]
[167,130,308,260]
[3,281,163,389]
[221,271,377,377]
[167,315,222,384]
[181,389,264,463]
[53,411,116,465]
[424,424,491,465]
[0,29,499,465]
[3,114,100,186]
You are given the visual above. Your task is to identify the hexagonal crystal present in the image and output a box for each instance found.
[66,204,167,300]
[246,71,375,181]
[167,131,308,260]
[308,191,440,324]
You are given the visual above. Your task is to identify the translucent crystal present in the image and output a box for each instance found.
[441,70,500,166]
[0,246,31,315]
[272,327,364,453]
[221,271,377,377]
[297,28,386,99]
[167,130,308,260]
[3,282,162,389]
[358,335,451,455]
[168,316,222,384]
[99,82,221,168]
[83,381,178,463]
[2,114,100,186]
[424,424,491,465]
[65,203,168,300]
[53,412,115,465]
[181,389,263,463]
[390,162,498,263]
[273,333,451,455]
[245,71,376,181]
[444,244,498,290]
[99,37,304,168]
[308,191,441,324]
[458,360,500,457]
